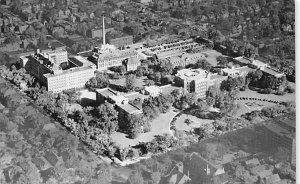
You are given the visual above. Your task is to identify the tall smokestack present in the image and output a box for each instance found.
[103,16,106,45]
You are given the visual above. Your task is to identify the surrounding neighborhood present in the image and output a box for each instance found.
[0,0,295,183]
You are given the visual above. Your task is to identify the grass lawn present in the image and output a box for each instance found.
[200,49,223,66]
[109,76,148,88]
[111,108,178,148]
[174,113,215,132]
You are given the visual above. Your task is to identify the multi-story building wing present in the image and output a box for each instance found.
[44,66,95,93]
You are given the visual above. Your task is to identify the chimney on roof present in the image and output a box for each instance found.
[103,15,106,45]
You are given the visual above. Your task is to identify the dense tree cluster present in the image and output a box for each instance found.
[246,69,292,94]
[85,72,110,89]
[221,76,246,91]
[137,135,178,155]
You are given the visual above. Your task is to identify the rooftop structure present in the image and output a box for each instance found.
[263,67,285,78]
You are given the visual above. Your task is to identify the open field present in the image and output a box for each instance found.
[109,76,148,88]
[112,108,178,148]
[173,113,215,132]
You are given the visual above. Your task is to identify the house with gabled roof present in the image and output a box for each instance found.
[183,152,228,184]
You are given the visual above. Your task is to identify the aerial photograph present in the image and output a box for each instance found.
[0,0,296,183]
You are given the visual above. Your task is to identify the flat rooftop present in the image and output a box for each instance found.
[96,88,119,98]
[117,103,142,114]
[263,67,284,77]
[234,56,252,65]
[44,65,95,78]
[235,66,254,74]
[69,55,96,67]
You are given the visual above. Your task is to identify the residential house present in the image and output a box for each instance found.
[31,157,46,170]
[183,152,228,184]
[44,151,59,166]
[162,162,191,184]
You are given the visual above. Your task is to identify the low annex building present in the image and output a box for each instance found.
[95,88,143,119]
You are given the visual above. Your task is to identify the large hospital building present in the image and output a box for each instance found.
[21,48,96,93]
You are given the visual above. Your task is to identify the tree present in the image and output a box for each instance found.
[194,59,212,71]
[25,26,36,38]
[161,75,172,85]
[136,66,143,77]
[221,76,245,91]
[118,65,126,76]
[125,74,136,92]
[145,79,155,86]
[94,103,119,135]
[217,56,229,67]
[246,70,263,87]
[171,89,183,101]
[86,72,110,89]
[124,114,148,139]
